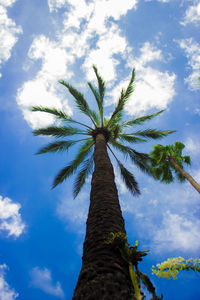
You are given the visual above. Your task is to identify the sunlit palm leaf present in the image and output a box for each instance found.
[36,140,82,154]
[30,106,92,130]
[33,126,86,138]
[73,155,93,198]
[109,139,152,176]
[118,134,147,143]
[92,65,105,103]
[133,129,175,140]
[88,82,102,122]
[106,68,135,128]
[117,160,140,195]
[59,80,98,127]
[122,110,165,127]
[52,139,94,188]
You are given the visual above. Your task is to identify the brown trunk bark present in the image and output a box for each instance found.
[169,156,200,194]
[73,134,135,299]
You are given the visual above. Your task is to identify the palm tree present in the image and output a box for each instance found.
[150,142,200,194]
[31,66,174,299]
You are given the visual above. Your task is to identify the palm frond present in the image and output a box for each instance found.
[106,68,135,128]
[33,126,87,138]
[174,141,185,151]
[183,155,191,165]
[73,155,93,198]
[161,164,173,183]
[88,82,102,123]
[109,139,152,176]
[133,129,175,140]
[118,134,147,143]
[52,139,94,188]
[117,160,140,195]
[30,106,71,120]
[122,110,165,127]
[30,106,92,130]
[92,65,106,103]
[36,139,85,154]
[176,172,186,183]
[59,80,98,127]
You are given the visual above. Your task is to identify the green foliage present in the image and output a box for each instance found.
[36,140,78,154]
[73,155,93,198]
[33,126,86,138]
[106,233,162,300]
[152,257,200,279]
[122,110,165,127]
[117,160,140,195]
[150,142,191,184]
[52,139,94,188]
[133,129,175,140]
[32,66,174,196]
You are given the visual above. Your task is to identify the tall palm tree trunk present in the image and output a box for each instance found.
[73,133,135,299]
[169,156,200,194]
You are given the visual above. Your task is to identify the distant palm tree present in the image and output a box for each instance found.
[150,142,200,194]
[31,66,174,299]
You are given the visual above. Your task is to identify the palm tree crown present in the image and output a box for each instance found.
[31,65,174,197]
[150,142,191,183]
[150,142,200,193]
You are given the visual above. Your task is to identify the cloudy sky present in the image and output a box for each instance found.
[0,0,200,299]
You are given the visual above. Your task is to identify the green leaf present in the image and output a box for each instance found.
[118,134,147,143]
[36,140,79,154]
[122,110,165,127]
[183,155,191,165]
[88,82,102,123]
[92,65,106,103]
[133,129,175,140]
[117,160,140,195]
[106,68,135,128]
[73,155,94,198]
[52,139,94,188]
[30,105,92,130]
[59,80,98,127]
[30,106,71,120]
[33,126,86,138]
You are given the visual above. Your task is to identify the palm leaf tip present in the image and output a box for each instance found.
[73,156,93,198]
[118,161,140,195]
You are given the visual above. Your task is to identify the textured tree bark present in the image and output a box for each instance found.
[169,156,200,194]
[73,133,135,299]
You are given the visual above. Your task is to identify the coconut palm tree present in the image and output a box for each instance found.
[150,142,200,193]
[31,66,174,299]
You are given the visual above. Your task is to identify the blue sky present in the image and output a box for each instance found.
[0,0,200,299]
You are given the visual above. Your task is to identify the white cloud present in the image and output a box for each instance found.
[0,5,22,77]
[185,137,200,156]
[30,267,64,298]
[57,192,89,231]
[0,264,18,300]
[120,176,200,252]
[0,0,16,6]
[18,0,138,128]
[17,35,73,129]
[82,23,130,83]
[19,1,175,128]
[154,211,200,251]
[181,3,200,26]
[0,196,25,238]
[177,38,200,90]
[109,42,176,115]
[48,0,66,12]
